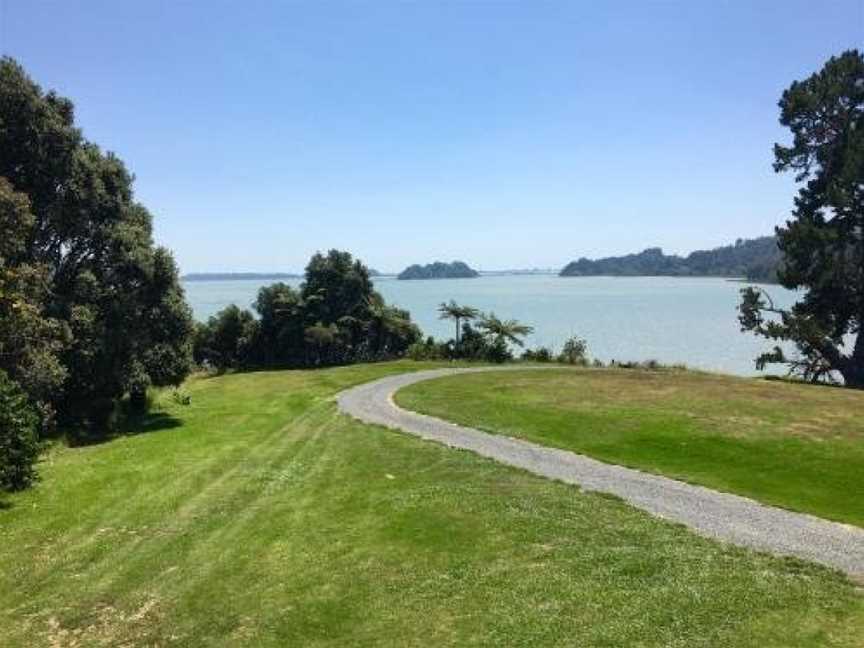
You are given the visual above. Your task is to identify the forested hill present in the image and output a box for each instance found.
[398,261,480,280]
[559,236,781,282]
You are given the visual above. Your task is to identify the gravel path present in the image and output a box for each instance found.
[338,367,864,579]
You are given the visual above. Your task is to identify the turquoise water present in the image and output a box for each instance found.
[183,275,798,377]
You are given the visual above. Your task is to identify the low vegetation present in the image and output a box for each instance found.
[1,362,862,646]
[397,368,864,526]
[408,301,536,363]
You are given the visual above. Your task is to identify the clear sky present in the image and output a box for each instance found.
[1,1,861,273]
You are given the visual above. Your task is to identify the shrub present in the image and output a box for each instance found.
[408,336,450,361]
[558,336,589,365]
[0,370,40,491]
[522,347,553,362]
[484,338,512,364]
[172,388,192,406]
[456,323,489,360]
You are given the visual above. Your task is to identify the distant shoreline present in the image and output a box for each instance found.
[182,273,301,282]
[181,271,776,283]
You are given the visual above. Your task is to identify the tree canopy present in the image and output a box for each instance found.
[195,250,421,370]
[739,50,864,386]
[0,56,194,435]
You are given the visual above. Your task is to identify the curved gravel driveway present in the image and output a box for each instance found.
[338,367,864,579]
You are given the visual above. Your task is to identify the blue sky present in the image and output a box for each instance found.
[1,1,861,272]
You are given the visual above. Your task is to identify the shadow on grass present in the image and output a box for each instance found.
[761,375,851,390]
[121,410,184,435]
[69,410,183,447]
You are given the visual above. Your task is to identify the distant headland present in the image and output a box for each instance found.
[559,236,780,282]
[397,261,480,280]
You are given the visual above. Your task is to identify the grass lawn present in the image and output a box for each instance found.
[396,367,864,527]
[1,362,862,646]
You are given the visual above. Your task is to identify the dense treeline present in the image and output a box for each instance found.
[0,57,195,486]
[398,260,479,280]
[195,250,420,370]
[560,236,781,282]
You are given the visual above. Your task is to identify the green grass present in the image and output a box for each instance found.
[1,362,862,646]
[396,367,864,527]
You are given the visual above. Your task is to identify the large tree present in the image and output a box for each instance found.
[299,250,418,361]
[0,57,194,430]
[739,50,864,387]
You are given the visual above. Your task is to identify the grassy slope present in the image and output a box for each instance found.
[396,367,864,527]
[0,362,861,646]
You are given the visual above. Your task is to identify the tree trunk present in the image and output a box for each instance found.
[843,332,864,388]
[129,388,148,414]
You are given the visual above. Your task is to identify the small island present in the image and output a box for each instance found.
[397,260,480,280]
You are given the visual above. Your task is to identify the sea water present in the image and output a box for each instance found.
[183,274,799,377]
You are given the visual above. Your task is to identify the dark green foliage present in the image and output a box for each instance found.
[195,250,421,371]
[293,250,420,365]
[522,346,554,362]
[416,308,534,363]
[0,179,69,431]
[457,322,496,360]
[407,336,451,361]
[252,282,305,366]
[194,305,257,370]
[739,50,864,387]
[560,237,781,280]
[0,57,194,435]
[363,300,420,361]
[0,370,40,491]
[558,336,589,365]
[301,250,375,327]
[437,300,480,353]
[477,313,534,359]
[398,261,479,280]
